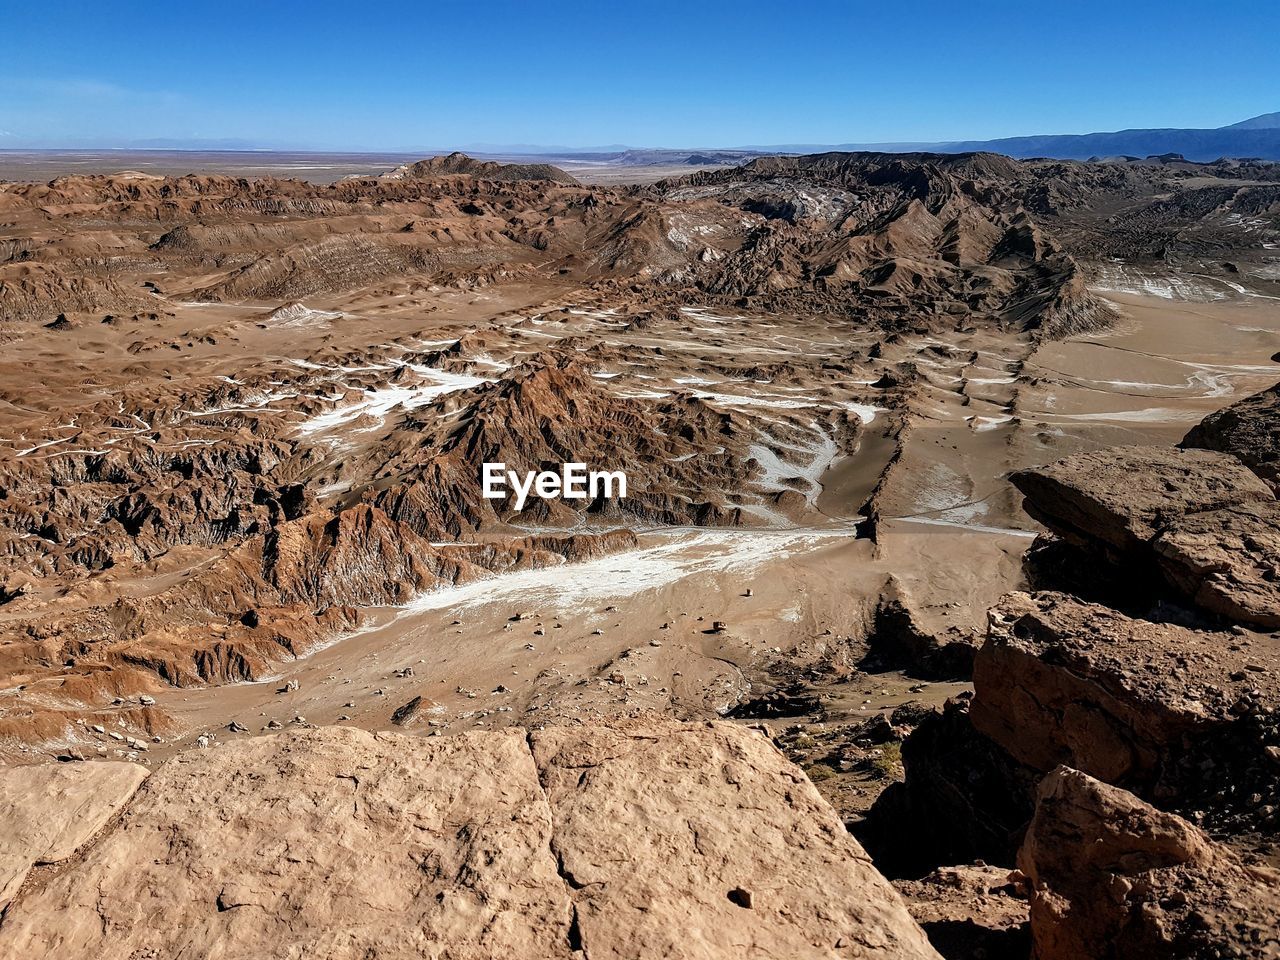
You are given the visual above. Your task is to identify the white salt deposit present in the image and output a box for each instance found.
[401,528,847,615]
[296,367,489,437]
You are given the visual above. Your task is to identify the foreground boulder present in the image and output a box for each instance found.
[0,722,940,959]
[1153,503,1280,630]
[1020,767,1280,960]
[1182,381,1280,494]
[972,592,1279,802]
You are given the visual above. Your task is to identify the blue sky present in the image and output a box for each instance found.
[2,0,1278,150]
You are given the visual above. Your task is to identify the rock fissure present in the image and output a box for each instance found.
[525,728,592,958]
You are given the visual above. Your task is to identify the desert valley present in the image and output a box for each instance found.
[0,142,1277,958]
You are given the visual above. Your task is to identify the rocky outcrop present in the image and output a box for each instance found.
[1009,446,1273,563]
[362,352,854,535]
[1153,503,1280,629]
[865,586,1280,877]
[867,398,1280,956]
[1019,767,1280,960]
[0,721,941,959]
[1010,447,1279,627]
[1182,381,1280,493]
[0,761,148,908]
[0,424,313,584]
[972,592,1279,799]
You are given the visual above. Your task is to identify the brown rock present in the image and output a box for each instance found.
[529,719,940,959]
[0,722,940,959]
[1019,767,1280,960]
[0,727,571,959]
[972,592,1279,791]
[1013,444,1280,627]
[1154,503,1280,629]
[1182,380,1280,494]
[0,761,148,908]
[1009,446,1273,562]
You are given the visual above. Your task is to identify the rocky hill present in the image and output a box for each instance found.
[382,151,581,184]
[659,152,1115,337]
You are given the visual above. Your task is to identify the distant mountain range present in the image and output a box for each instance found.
[487,112,1280,166]
[863,111,1280,162]
[5,113,1279,164]
[500,112,1280,165]
[1223,111,1280,130]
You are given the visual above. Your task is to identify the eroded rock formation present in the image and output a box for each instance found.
[973,592,1279,808]
[1011,445,1280,628]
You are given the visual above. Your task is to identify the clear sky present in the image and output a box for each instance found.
[2,0,1278,150]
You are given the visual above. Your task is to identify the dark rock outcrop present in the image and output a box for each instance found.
[866,587,980,680]
[859,696,1040,876]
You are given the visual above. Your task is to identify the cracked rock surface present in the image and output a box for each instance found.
[0,721,939,959]
[0,760,149,909]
